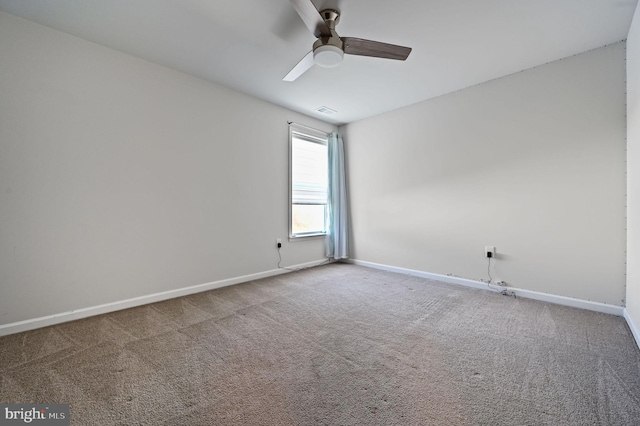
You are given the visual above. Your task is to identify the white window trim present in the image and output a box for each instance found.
[289,123,330,240]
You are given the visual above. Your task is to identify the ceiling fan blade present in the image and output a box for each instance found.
[283,51,315,82]
[288,0,332,38]
[342,37,412,60]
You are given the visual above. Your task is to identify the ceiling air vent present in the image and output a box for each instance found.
[315,106,337,115]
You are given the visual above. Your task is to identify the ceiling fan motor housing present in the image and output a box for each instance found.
[312,9,343,68]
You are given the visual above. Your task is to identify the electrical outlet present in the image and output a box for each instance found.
[276,238,282,248]
[485,246,496,258]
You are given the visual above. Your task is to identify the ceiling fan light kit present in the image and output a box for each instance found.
[284,0,412,81]
[313,44,344,67]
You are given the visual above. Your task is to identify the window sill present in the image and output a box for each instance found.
[289,233,327,242]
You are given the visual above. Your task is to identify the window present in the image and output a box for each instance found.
[290,124,329,238]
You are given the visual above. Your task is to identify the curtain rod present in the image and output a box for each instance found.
[288,121,335,135]
[288,121,320,131]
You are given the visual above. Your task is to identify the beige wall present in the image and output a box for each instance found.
[0,11,334,326]
[627,4,640,336]
[342,43,627,306]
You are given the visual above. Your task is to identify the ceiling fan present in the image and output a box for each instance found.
[283,0,412,81]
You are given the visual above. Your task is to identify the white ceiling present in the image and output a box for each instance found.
[0,0,637,125]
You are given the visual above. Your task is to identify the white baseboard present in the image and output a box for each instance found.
[0,259,330,337]
[346,259,624,317]
[623,309,640,350]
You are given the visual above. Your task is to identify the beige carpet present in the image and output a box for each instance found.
[1,263,640,425]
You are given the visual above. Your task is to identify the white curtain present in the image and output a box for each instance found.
[326,132,349,259]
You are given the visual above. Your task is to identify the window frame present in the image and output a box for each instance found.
[289,123,330,240]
